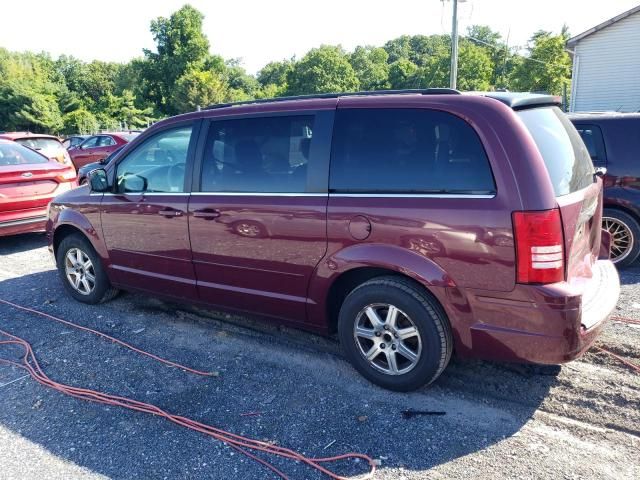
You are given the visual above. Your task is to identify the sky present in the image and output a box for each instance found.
[0,0,638,73]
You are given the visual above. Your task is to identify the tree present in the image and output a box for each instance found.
[142,4,211,113]
[388,58,419,89]
[63,109,99,134]
[224,60,259,96]
[457,40,494,90]
[257,60,293,88]
[349,46,390,90]
[171,70,227,112]
[286,46,359,95]
[510,30,572,95]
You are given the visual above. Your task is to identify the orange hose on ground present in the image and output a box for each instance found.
[0,301,376,480]
[593,346,640,374]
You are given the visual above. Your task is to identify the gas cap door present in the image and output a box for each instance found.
[348,215,372,240]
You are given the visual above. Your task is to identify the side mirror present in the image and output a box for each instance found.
[89,169,109,192]
[121,174,147,193]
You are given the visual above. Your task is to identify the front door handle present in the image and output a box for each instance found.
[158,208,183,218]
[193,208,221,220]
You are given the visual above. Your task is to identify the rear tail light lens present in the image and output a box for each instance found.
[62,150,73,166]
[55,167,78,183]
[513,209,565,284]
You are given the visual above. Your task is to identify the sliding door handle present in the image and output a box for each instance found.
[193,209,221,220]
[158,209,183,217]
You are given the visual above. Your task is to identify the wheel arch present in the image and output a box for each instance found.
[314,244,455,334]
[52,211,109,265]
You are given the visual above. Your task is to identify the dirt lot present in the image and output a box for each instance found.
[0,233,639,480]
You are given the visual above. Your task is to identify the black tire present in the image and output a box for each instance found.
[603,208,640,268]
[56,233,119,304]
[338,276,452,391]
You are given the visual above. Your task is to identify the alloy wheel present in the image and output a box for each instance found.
[353,303,422,375]
[64,248,96,295]
[603,216,634,263]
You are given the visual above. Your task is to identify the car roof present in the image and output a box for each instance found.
[568,112,640,121]
[0,132,61,140]
[193,89,562,117]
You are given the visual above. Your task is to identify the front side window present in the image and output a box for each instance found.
[329,108,495,194]
[80,136,99,149]
[116,126,192,193]
[200,115,314,193]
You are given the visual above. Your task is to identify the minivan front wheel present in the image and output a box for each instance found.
[603,209,640,268]
[338,276,452,391]
[56,233,119,304]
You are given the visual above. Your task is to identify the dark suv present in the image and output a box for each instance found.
[570,113,640,267]
[47,90,619,391]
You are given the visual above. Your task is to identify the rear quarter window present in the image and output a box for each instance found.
[518,107,594,196]
[330,108,495,194]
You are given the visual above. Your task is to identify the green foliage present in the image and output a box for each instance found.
[142,4,211,113]
[286,46,360,96]
[349,46,390,90]
[63,109,98,134]
[171,70,227,112]
[257,60,292,87]
[388,59,419,89]
[511,30,572,95]
[0,4,573,136]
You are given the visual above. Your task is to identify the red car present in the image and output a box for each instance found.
[69,132,139,170]
[0,132,73,167]
[0,139,77,237]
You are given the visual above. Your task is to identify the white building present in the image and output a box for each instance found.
[567,5,640,112]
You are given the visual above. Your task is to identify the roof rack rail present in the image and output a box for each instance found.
[204,88,461,110]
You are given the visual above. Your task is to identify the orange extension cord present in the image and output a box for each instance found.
[0,299,376,480]
[596,315,640,373]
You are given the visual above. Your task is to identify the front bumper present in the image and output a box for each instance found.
[457,259,620,364]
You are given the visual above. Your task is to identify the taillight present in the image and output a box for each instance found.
[55,167,78,183]
[62,150,73,166]
[512,209,565,284]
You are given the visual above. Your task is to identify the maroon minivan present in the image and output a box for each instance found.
[46,90,620,391]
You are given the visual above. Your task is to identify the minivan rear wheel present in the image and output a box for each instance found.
[603,209,640,268]
[338,276,452,391]
[56,233,119,304]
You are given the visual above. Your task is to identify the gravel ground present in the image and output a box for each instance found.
[0,233,638,480]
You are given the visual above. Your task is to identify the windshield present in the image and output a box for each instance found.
[0,142,50,166]
[15,137,63,151]
[518,107,594,196]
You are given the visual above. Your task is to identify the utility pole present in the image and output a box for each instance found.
[449,0,465,90]
[450,0,459,89]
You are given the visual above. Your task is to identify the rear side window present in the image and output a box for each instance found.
[518,107,594,196]
[97,136,116,147]
[573,124,606,164]
[329,108,495,194]
[0,142,49,165]
[201,115,314,193]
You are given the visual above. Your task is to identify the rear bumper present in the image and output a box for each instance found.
[0,215,48,237]
[457,260,619,364]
